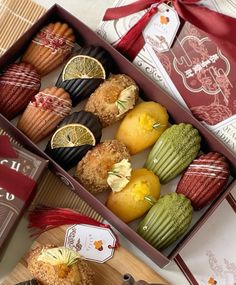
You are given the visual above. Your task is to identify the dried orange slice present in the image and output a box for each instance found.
[51,123,96,149]
[62,55,106,81]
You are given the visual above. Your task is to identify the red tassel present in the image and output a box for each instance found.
[28,206,119,248]
[115,5,159,60]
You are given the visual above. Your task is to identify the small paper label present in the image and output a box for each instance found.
[143,3,180,53]
[64,224,116,263]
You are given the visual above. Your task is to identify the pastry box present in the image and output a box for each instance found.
[0,4,236,268]
[0,131,48,255]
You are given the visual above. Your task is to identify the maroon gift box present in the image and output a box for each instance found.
[97,1,236,154]
[0,134,47,254]
[146,20,236,127]
[0,4,236,268]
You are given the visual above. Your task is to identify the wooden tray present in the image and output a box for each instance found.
[3,226,170,285]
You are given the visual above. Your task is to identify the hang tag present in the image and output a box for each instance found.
[64,224,116,263]
[143,3,180,53]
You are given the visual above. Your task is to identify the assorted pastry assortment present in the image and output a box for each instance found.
[0,21,231,258]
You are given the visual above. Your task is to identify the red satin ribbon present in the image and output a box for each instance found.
[28,207,119,248]
[103,0,236,61]
[0,135,36,202]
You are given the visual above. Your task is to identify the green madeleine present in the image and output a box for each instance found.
[138,193,193,250]
[145,123,201,184]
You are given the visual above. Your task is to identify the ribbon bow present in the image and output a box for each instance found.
[103,0,236,61]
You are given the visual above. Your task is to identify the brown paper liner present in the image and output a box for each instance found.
[0,127,103,222]
[0,0,46,55]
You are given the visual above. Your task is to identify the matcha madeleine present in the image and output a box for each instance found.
[145,123,201,184]
[138,193,193,250]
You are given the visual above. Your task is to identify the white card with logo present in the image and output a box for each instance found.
[64,224,116,263]
[143,3,180,53]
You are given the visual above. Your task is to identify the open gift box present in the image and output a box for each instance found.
[0,4,236,268]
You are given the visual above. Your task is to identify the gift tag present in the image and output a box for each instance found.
[143,3,180,53]
[64,224,116,263]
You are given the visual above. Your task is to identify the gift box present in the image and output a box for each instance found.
[97,0,236,154]
[0,127,47,252]
[1,4,236,269]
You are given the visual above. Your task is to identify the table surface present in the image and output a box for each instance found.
[1,1,236,285]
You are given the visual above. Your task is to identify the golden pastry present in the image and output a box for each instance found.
[75,139,130,194]
[27,245,94,285]
[85,74,139,127]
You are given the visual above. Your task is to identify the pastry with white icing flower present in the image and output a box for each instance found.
[85,74,139,127]
[75,139,130,194]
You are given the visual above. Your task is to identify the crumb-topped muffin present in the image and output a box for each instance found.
[85,74,139,127]
[27,245,94,285]
[75,139,130,194]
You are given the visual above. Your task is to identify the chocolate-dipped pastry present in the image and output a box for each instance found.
[145,123,201,184]
[0,63,40,120]
[176,152,230,209]
[45,111,102,170]
[56,46,113,105]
